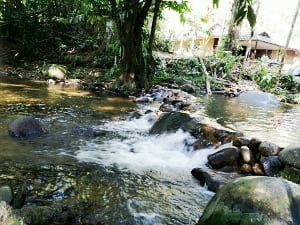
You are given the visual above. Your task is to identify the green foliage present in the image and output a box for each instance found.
[246,4,256,29]
[252,62,282,92]
[249,60,299,102]
[153,55,223,90]
[279,74,297,91]
[205,49,243,81]
[213,0,256,29]
[10,221,20,225]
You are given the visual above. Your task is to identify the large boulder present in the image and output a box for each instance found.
[8,116,46,138]
[197,176,300,225]
[237,90,279,108]
[279,143,300,169]
[149,111,235,147]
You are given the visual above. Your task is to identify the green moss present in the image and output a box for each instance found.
[197,177,296,225]
[279,166,300,184]
[197,203,269,225]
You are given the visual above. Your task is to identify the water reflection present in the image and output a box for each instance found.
[198,95,300,147]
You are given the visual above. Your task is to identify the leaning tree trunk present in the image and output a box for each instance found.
[280,0,300,71]
[146,0,162,81]
[223,0,241,53]
[199,58,212,95]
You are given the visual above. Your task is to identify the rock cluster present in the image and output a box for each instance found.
[134,86,300,225]
[207,137,284,176]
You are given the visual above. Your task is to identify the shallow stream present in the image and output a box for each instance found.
[0,77,212,225]
[0,76,299,224]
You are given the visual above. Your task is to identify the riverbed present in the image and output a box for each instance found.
[0,77,213,225]
[1,76,299,224]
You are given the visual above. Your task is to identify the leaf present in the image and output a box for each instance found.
[212,0,219,7]
[234,9,247,25]
[10,221,20,225]
[247,5,256,29]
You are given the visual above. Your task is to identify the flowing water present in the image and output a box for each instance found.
[1,76,300,224]
[0,77,213,225]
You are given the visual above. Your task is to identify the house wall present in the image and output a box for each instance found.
[173,37,216,56]
[195,38,215,56]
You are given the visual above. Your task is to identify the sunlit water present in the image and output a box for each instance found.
[0,77,213,225]
[197,94,300,147]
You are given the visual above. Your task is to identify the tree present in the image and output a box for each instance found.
[214,0,256,53]
[92,0,189,92]
[0,0,88,59]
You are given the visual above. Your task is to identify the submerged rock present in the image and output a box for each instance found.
[14,200,105,225]
[191,167,242,192]
[197,176,300,225]
[8,116,46,138]
[0,185,13,204]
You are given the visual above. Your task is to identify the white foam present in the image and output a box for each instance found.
[75,123,212,173]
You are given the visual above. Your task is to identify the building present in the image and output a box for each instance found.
[175,24,300,65]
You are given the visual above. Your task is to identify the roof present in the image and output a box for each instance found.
[239,31,282,50]
[196,24,300,52]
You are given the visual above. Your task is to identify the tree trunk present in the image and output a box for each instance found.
[280,0,300,71]
[199,58,212,95]
[110,0,153,92]
[223,0,240,53]
[146,0,162,84]
[244,0,261,61]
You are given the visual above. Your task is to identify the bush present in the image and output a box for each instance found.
[152,55,223,90]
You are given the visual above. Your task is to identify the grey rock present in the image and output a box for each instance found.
[191,167,242,192]
[279,143,300,169]
[8,116,46,138]
[259,141,282,156]
[207,145,242,169]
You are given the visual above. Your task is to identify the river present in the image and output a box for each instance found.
[197,94,300,147]
[1,76,299,224]
[0,77,212,225]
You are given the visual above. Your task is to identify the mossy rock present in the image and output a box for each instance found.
[279,165,300,184]
[197,176,300,225]
[279,143,300,169]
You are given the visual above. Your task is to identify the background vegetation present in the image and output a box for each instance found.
[0,0,299,100]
